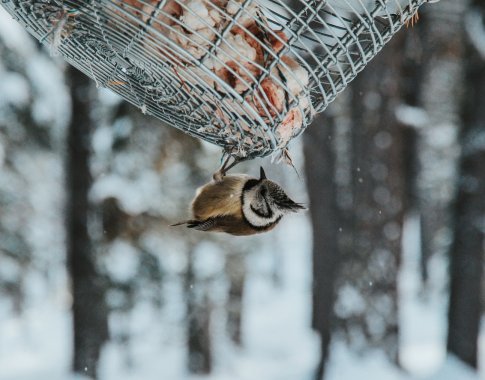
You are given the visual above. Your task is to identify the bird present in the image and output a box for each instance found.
[171,167,305,236]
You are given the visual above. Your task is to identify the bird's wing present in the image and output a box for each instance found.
[187,218,217,231]
[191,175,249,221]
[171,217,233,233]
[186,215,258,235]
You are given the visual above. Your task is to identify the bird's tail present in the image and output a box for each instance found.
[170,220,200,228]
[170,220,212,231]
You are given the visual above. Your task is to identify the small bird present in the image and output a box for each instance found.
[172,167,305,236]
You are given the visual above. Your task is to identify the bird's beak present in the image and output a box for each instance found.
[286,201,307,212]
[260,166,267,180]
[275,193,306,212]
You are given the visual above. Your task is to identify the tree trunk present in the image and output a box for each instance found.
[226,252,246,346]
[339,32,406,364]
[66,66,108,379]
[303,111,340,380]
[400,22,427,215]
[447,0,485,368]
[416,1,466,285]
[186,248,212,374]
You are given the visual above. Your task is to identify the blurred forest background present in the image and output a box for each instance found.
[0,1,484,380]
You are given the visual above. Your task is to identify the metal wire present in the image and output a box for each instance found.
[1,0,432,159]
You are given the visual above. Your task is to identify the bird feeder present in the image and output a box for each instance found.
[1,0,436,160]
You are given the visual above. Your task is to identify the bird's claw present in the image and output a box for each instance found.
[212,154,245,181]
[405,10,419,28]
[212,169,225,182]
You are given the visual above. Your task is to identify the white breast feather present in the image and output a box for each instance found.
[242,199,282,228]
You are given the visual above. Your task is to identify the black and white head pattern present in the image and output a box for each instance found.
[241,167,305,228]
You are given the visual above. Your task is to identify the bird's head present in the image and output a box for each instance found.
[241,167,305,228]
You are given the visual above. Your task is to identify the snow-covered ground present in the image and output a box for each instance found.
[0,202,484,380]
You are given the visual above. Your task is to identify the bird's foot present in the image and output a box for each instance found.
[213,169,225,182]
[212,154,245,181]
[405,10,419,28]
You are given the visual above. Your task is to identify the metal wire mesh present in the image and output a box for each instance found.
[1,0,432,159]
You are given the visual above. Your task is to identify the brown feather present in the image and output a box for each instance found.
[191,175,249,221]
[194,214,279,236]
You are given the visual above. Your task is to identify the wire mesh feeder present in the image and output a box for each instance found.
[2,0,436,160]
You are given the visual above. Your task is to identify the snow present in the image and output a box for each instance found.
[92,126,114,156]
[229,287,319,380]
[98,88,122,107]
[0,256,21,283]
[103,240,140,283]
[395,105,429,129]
[0,72,30,107]
[327,343,407,380]
[90,172,162,214]
[0,136,5,167]
[0,300,71,380]
[0,196,472,380]
[466,10,485,60]
[0,8,69,143]
[399,213,447,377]
[97,212,318,380]
[0,10,36,55]
[426,356,480,380]
[335,285,367,317]
[193,242,225,279]
[27,54,70,135]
